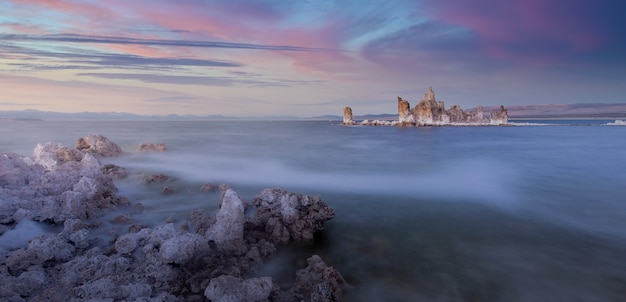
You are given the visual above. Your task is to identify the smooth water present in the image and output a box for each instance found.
[2,119,626,301]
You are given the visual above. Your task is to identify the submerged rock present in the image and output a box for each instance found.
[137,142,167,152]
[100,164,127,179]
[249,188,336,244]
[145,173,173,183]
[290,255,346,302]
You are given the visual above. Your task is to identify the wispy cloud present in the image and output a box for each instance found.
[1,34,334,52]
[77,72,323,87]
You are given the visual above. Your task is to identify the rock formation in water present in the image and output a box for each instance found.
[344,86,509,126]
[343,106,354,125]
[397,97,415,125]
[137,142,167,152]
[413,87,450,125]
[0,137,344,301]
[75,134,124,157]
[490,105,509,125]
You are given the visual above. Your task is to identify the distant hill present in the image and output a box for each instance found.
[480,103,626,118]
[2,102,626,121]
[0,109,237,121]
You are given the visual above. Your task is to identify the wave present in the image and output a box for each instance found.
[508,122,558,126]
[605,120,626,126]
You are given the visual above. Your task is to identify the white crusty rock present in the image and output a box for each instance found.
[491,105,509,125]
[75,134,124,157]
[1,141,127,225]
[206,189,245,249]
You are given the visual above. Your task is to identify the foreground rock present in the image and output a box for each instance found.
[0,137,344,301]
[75,134,124,157]
[0,141,127,224]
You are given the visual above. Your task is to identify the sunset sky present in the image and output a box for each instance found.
[1,0,625,117]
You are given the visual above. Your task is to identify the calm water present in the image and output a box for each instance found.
[2,119,626,301]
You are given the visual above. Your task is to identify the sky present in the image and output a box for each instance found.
[1,0,625,117]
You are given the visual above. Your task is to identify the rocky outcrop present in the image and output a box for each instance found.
[137,142,167,152]
[397,97,415,125]
[0,138,343,301]
[288,255,346,302]
[413,87,450,125]
[491,105,509,125]
[343,87,509,126]
[0,141,128,225]
[248,188,336,244]
[205,189,245,250]
[342,107,354,125]
[75,134,124,157]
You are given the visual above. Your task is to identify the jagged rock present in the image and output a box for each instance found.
[344,86,508,127]
[204,275,273,302]
[137,142,167,152]
[0,142,127,225]
[413,87,449,125]
[342,107,354,125]
[289,255,345,302]
[448,105,466,123]
[75,134,124,157]
[206,189,245,250]
[249,188,335,244]
[491,105,509,125]
[397,97,415,125]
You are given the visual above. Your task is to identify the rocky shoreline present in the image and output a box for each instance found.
[343,87,509,126]
[0,135,344,301]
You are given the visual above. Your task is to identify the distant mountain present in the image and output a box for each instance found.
[0,109,235,121]
[479,103,626,118]
[2,102,626,121]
